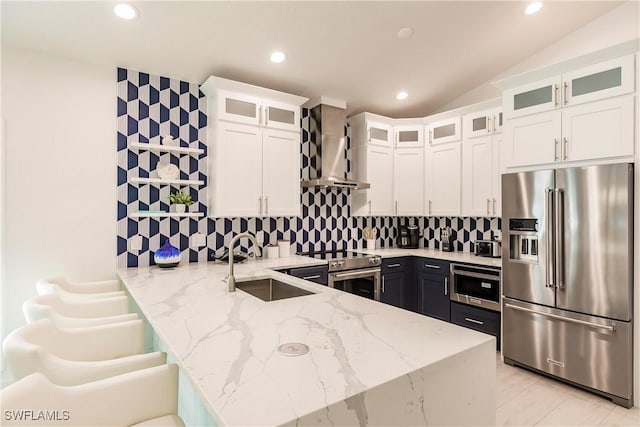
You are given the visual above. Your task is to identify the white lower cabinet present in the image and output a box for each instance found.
[394,148,424,216]
[209,121,300,217]
[425,142,461,216]
[462,135,502,217]
[351,145,394,216]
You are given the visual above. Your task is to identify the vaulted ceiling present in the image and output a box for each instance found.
[1,1,622,116]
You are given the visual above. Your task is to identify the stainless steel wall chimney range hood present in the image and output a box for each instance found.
[301,99,370,190]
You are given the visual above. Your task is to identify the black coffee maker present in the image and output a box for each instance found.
[397,223,420,249]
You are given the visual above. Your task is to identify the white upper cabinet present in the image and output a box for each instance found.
[561,95,634,162]
[216,90,300,132]
[262,128,301,216]
[394,148,424,216]
[502,54,636,169]
[504,76,561,119]
[351,144,394,216]
[463,108,503,139]
[427,117,461,145]
[462,109,503,217]
[504,110,562,168]
[425,142,461,216]
[562,55,635,107]
[202,76,307,218]
[263,100,300,132]
[367,121,393,147]
[395,126,424,148]
[214,121,264,217]
[217,90,262,126]
[505,55,634,119]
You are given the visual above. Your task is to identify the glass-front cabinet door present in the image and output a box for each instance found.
[395,126,424,148]
[503,76,561,119]
[264,100,300,132]
[463,110,492,138]
[427,117,461,145]
[563,55,635,107]
[367,121,393,147]
[217,90,262,125]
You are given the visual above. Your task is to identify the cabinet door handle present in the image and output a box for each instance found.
[553,84,559,107]
[429,129,433,144]
[265,196,269,216]
[486,117,491,134]
[493,198,497,216]
[395,200,398,215]
[563,137,568,160]
[428,200,432,215]
[368,200,372,215]
[258,197,263,215]
[386,263,401,268]
[424,264,441,269]
[367,128,372,142]
[492,116,496,133]
[382,276,386,293]
[444,277,448,296]
[486,198,490,216]
[554,138,559,161]
[563,82,569,105]
[302,275,321,280]
[465,317,484,325]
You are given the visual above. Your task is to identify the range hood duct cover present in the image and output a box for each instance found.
[301,104,370,190]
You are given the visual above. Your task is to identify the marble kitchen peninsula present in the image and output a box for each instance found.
[119,256,496,426]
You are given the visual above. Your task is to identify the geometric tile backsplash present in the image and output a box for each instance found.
[116,68,500,268]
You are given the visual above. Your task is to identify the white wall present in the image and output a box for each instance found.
[437,1,640,111]
[0,47,116,351]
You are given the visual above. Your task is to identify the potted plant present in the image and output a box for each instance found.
[169,191,193,213]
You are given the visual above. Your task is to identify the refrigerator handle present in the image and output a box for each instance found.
[545,188,555,288]
[555,189,564,289]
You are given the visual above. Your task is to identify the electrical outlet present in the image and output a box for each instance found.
[131,235,143,251]
[190,233,206,248]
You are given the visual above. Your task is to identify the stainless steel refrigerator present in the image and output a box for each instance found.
[502,163,634,408]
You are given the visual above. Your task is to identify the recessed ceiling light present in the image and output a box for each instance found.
[396,91,408,101]
[397,27,414,40]
[270,51,287,63]
[525,1,543,15]
[114,3,138,20]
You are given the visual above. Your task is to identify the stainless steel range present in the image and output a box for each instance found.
[299,251,382,300]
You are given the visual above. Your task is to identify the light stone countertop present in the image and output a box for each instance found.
[118,255,495,426]
[357,247,502,268]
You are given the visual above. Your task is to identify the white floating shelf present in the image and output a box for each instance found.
[130,142,204,155]
[129,212,205,218]
[129,177,205,186]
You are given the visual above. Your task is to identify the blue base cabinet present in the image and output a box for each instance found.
[416,258,451,322]
[450,301,501,350]
[381,258,407,308]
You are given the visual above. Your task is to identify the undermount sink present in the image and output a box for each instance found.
[236,278,314,302]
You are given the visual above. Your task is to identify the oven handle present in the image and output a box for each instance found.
[332,268,381,279]
[451,270,499,282]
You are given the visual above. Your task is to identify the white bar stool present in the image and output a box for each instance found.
[36,277,126,301]
[23,294,138,328]
[1,364,185,426]
[3,319,166,386]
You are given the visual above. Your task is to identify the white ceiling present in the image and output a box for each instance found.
[1,1,622,117]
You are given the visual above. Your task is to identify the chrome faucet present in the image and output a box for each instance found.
[225,233,261,292]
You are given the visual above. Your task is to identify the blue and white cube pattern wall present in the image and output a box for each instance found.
[116,68,500,268]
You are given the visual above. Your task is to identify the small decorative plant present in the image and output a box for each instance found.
[169,191,193,206]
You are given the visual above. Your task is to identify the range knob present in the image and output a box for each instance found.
[369,257,381,265]
[330,261,339,268]
[337,260,345,267]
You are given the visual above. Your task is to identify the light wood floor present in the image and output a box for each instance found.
[496,354,640,426]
